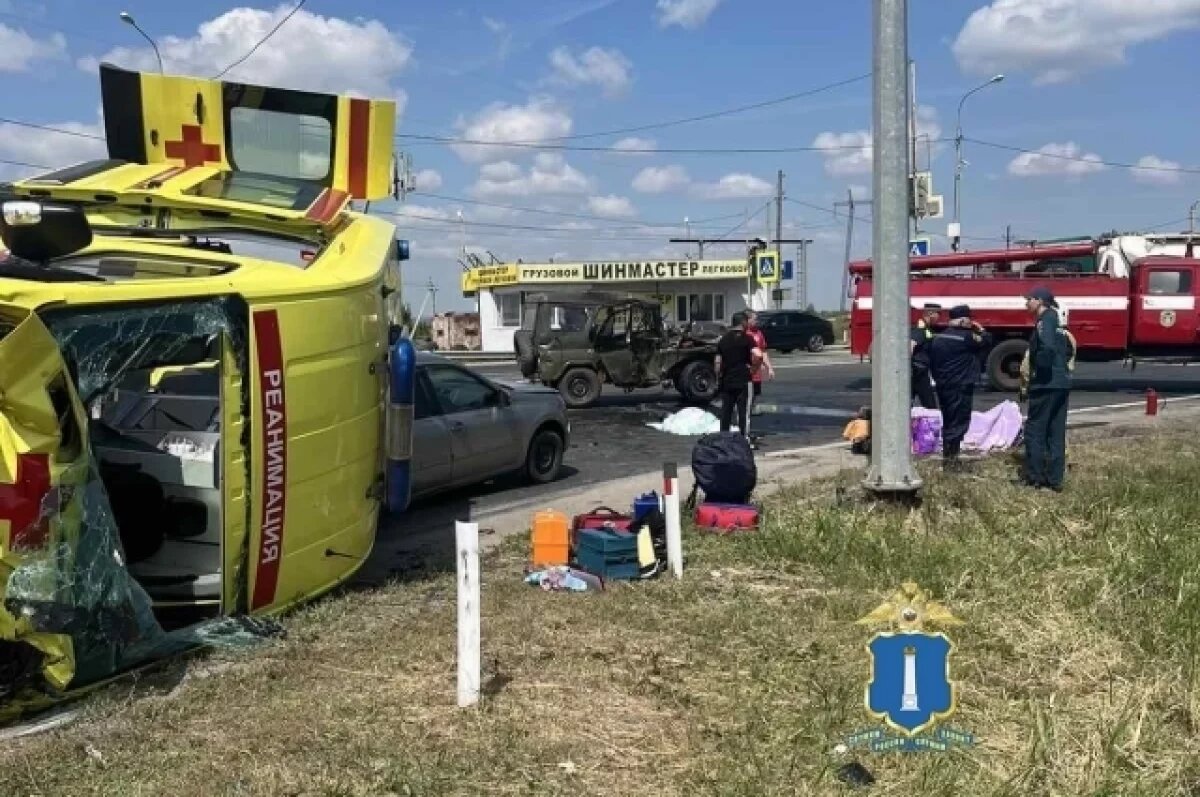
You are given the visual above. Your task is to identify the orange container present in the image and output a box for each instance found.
[531,509,570,567]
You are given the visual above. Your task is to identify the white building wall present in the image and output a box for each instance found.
[478,288,516,354]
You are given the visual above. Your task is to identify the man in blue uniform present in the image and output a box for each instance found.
[1020,286,1072,491]
[910,303,940,409]
[929,305,991,470]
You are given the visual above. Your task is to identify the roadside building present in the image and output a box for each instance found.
[430,311,481,350]
[461,258,777,353]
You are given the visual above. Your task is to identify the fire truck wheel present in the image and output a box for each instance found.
[559,367,601,408]
[986,339,1028,392]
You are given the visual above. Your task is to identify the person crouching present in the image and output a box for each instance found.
[929,305,991,470]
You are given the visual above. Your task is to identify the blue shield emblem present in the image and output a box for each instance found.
[865,631,956,736]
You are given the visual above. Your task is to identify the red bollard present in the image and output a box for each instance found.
[1146,388,1159,416]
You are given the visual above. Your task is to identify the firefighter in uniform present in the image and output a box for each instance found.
[929,305,990,470]
[1019,286,1072,491]
[910,303,940,409]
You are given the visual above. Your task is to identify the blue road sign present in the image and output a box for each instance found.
[909,238,931,257]
[782,260,794,280]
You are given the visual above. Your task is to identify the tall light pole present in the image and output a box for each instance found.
[1190,200,1199,236]
[952,74,1004,251]
[119,11,164,74]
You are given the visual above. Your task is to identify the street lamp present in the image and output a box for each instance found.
[119,11,164,74]
[952,74,1004,250]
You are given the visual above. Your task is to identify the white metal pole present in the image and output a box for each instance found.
[455,520,480,707]
[663,462,683,578]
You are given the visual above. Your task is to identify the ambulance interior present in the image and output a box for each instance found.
[92,352,225,627]
[46,300,243,630]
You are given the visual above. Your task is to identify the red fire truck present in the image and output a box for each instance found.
[848,235,1200,390]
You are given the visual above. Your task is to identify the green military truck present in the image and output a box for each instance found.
[515,293,719,409]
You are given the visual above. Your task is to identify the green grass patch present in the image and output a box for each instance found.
[6,431,1200,796]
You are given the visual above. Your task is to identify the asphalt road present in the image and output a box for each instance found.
[399,350,1200,516]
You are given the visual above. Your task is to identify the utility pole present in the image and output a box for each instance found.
[794,240,812,310]
[909,59,919,238]
[1190,200,1199,236]
[427,277,439,319]
[775,170,785,309]
[835,192,873,313]
[866,0,920,496]
[1005,224,1012,249]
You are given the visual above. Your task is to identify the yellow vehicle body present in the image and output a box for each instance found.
[0,64,409,722]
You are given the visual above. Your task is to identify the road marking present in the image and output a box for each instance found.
[1066,394,1200,414]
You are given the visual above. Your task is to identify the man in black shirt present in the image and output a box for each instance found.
[929,305,991,470]
[715,312,762,436]
[910,303,940,409]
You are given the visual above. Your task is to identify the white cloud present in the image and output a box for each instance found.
[1007,142,1106,178]
[586,194,637,218]
[612,136,657,155]
[452,96,573,163]
[691,173,774,200]
[79,6,412,98]
[632,164,690,193]
[414,169,444,192]
[813,106,941,176]
[470,153,593,198]
[953,0,1200,85]
[813,130,874,178]
[1131,155,1183,186]
[0,23,65,72]
[483,17,506,34]
[655,0,722,29]
[547,46,632,98]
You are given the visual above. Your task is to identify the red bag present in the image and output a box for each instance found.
[694,502,759,533]
[571,507,633,546]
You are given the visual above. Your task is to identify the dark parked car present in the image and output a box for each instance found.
[756,310,836,353]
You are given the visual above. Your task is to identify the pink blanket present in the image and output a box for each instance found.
[910,401,1023,455]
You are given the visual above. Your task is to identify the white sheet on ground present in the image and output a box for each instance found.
[647,406,738,435]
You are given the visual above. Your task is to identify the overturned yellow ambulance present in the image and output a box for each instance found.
[0,64,416,721]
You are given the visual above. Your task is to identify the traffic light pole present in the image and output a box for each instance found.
[865,0,921,497]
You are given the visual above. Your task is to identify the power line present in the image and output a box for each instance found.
[396,134,917,155]
[0,117,104,140]
[965,137,1200,176]
[0,157,52,171]
[404,72,873,146]
[213,0,308,79]
[410,191,744,228]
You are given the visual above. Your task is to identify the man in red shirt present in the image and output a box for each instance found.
[745,310,774,416]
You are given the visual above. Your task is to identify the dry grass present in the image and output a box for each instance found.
[6,430,1200,796]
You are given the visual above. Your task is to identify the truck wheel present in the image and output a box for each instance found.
[806,334,826,353]
[559,367,601,408]
[678,360,718,404]
[986,339,1028,392]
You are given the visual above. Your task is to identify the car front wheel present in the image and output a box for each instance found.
[525,427,565,484]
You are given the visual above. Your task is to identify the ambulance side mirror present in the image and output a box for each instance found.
[0,200,93,263]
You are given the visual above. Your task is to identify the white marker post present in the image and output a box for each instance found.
[455,520,480,707]
[663,462,683,579]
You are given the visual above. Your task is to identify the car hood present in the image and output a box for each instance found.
[495,379,559,395]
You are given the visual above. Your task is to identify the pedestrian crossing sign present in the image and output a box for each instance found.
[756,250,780,284]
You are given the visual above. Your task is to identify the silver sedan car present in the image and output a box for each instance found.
[409,352,569,499]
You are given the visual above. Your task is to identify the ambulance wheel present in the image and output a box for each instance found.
[525,427,565,484]
[678,360,718,404]
[559,367,601,408]
[986,339,1027,392]
[806,334,826,353]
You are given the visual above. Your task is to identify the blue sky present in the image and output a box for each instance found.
[1,0,1198,310]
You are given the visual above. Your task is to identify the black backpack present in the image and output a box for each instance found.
[689,432,757,507]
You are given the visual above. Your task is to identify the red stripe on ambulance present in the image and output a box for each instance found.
[251,309,287,610]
